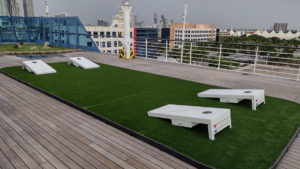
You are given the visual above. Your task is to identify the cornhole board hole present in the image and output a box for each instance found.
[148,104,232,141]
[198,89,265,111]
[68,57,100,69]
[22,60,56,75]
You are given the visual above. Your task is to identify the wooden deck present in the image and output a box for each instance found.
[0,73,196,169]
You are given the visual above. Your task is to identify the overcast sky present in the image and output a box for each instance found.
[33,0,300,29]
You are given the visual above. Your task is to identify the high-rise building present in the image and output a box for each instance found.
[154,13,158,28]
[130,15,137,28]
[0,0,10,16]
[23,0,34,17]
[97,19,109,27]
[273,23,288,33]
[16,0,24,16]
[55,12,68,17]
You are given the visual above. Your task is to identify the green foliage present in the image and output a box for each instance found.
[2,63,300,169]
[0,44,71,52]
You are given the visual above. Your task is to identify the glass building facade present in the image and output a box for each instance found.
[134,28,158,58]
[0,16,99,52]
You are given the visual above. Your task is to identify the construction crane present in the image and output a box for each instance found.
[44,0,49,17]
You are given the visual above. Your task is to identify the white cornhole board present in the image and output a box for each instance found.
[68,57,100,69]
[148,104,231,141]
[198,89,265,111]
[22,60,56,75]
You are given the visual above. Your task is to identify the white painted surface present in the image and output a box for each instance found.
[69,57,100,69]
[198,89,265,110]
[22,60,56,75]
[148,104,231,140]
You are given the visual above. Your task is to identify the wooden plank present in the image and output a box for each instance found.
[89,143,135,169]
[0,111,69,169]
[0,135,28,169]
[0,149,15,169]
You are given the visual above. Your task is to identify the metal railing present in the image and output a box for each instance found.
[132,39,300,81]
[101,38,300,81]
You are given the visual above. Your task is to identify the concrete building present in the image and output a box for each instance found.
[170,23,216,49]
[85,26,134,54]
[23,0,34,17]
[0,0,10,16]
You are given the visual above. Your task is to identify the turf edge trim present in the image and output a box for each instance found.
[269,127,300,169]
[0,70,214,169]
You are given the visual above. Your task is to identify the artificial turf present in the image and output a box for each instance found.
[2,62,300,169]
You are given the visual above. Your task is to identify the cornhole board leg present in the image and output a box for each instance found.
[171,119,198,128]
[208,117,232,141]
[220,98,243,103]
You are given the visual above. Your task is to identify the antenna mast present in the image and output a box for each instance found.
[180,0,189,63]
[44,0,49,17]
[182,0,189,42]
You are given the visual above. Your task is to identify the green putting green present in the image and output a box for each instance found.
[2,62,300,169]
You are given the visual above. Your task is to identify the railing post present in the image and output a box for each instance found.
[297,65,300,81]
[189,43,193,64]
[145,38,148,59]
[181,41,184,63]
[217,44,223,70]
[253,46,259,74]
[165,40,168,62]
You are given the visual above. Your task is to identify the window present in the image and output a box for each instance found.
[96,41,99,46]
[100,32,104,38]
[101,42,106,47]
[107,50,112,53]
[107,41,111,47]
[112,32,117,37]
[106,32,111,37]
[114,50,118,54]
[93,32,98,38]
[114,41,117,47]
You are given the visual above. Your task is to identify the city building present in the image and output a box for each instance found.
[161,28,170,42]
[130,15,137,28]
[273,23,288,33]
[111,10,124,28]
[0,0,10,16]
[23,0,34,17]
[85,26,134,54]
[134,28,158,57]
[0,16,99,52]
[97,19,109,27]
[55,12,68,17]
[170,23,216,49]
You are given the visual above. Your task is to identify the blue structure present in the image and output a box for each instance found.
[0,16,99,52]
[134,28,158,58]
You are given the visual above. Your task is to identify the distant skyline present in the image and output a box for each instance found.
[33,0,300,29]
